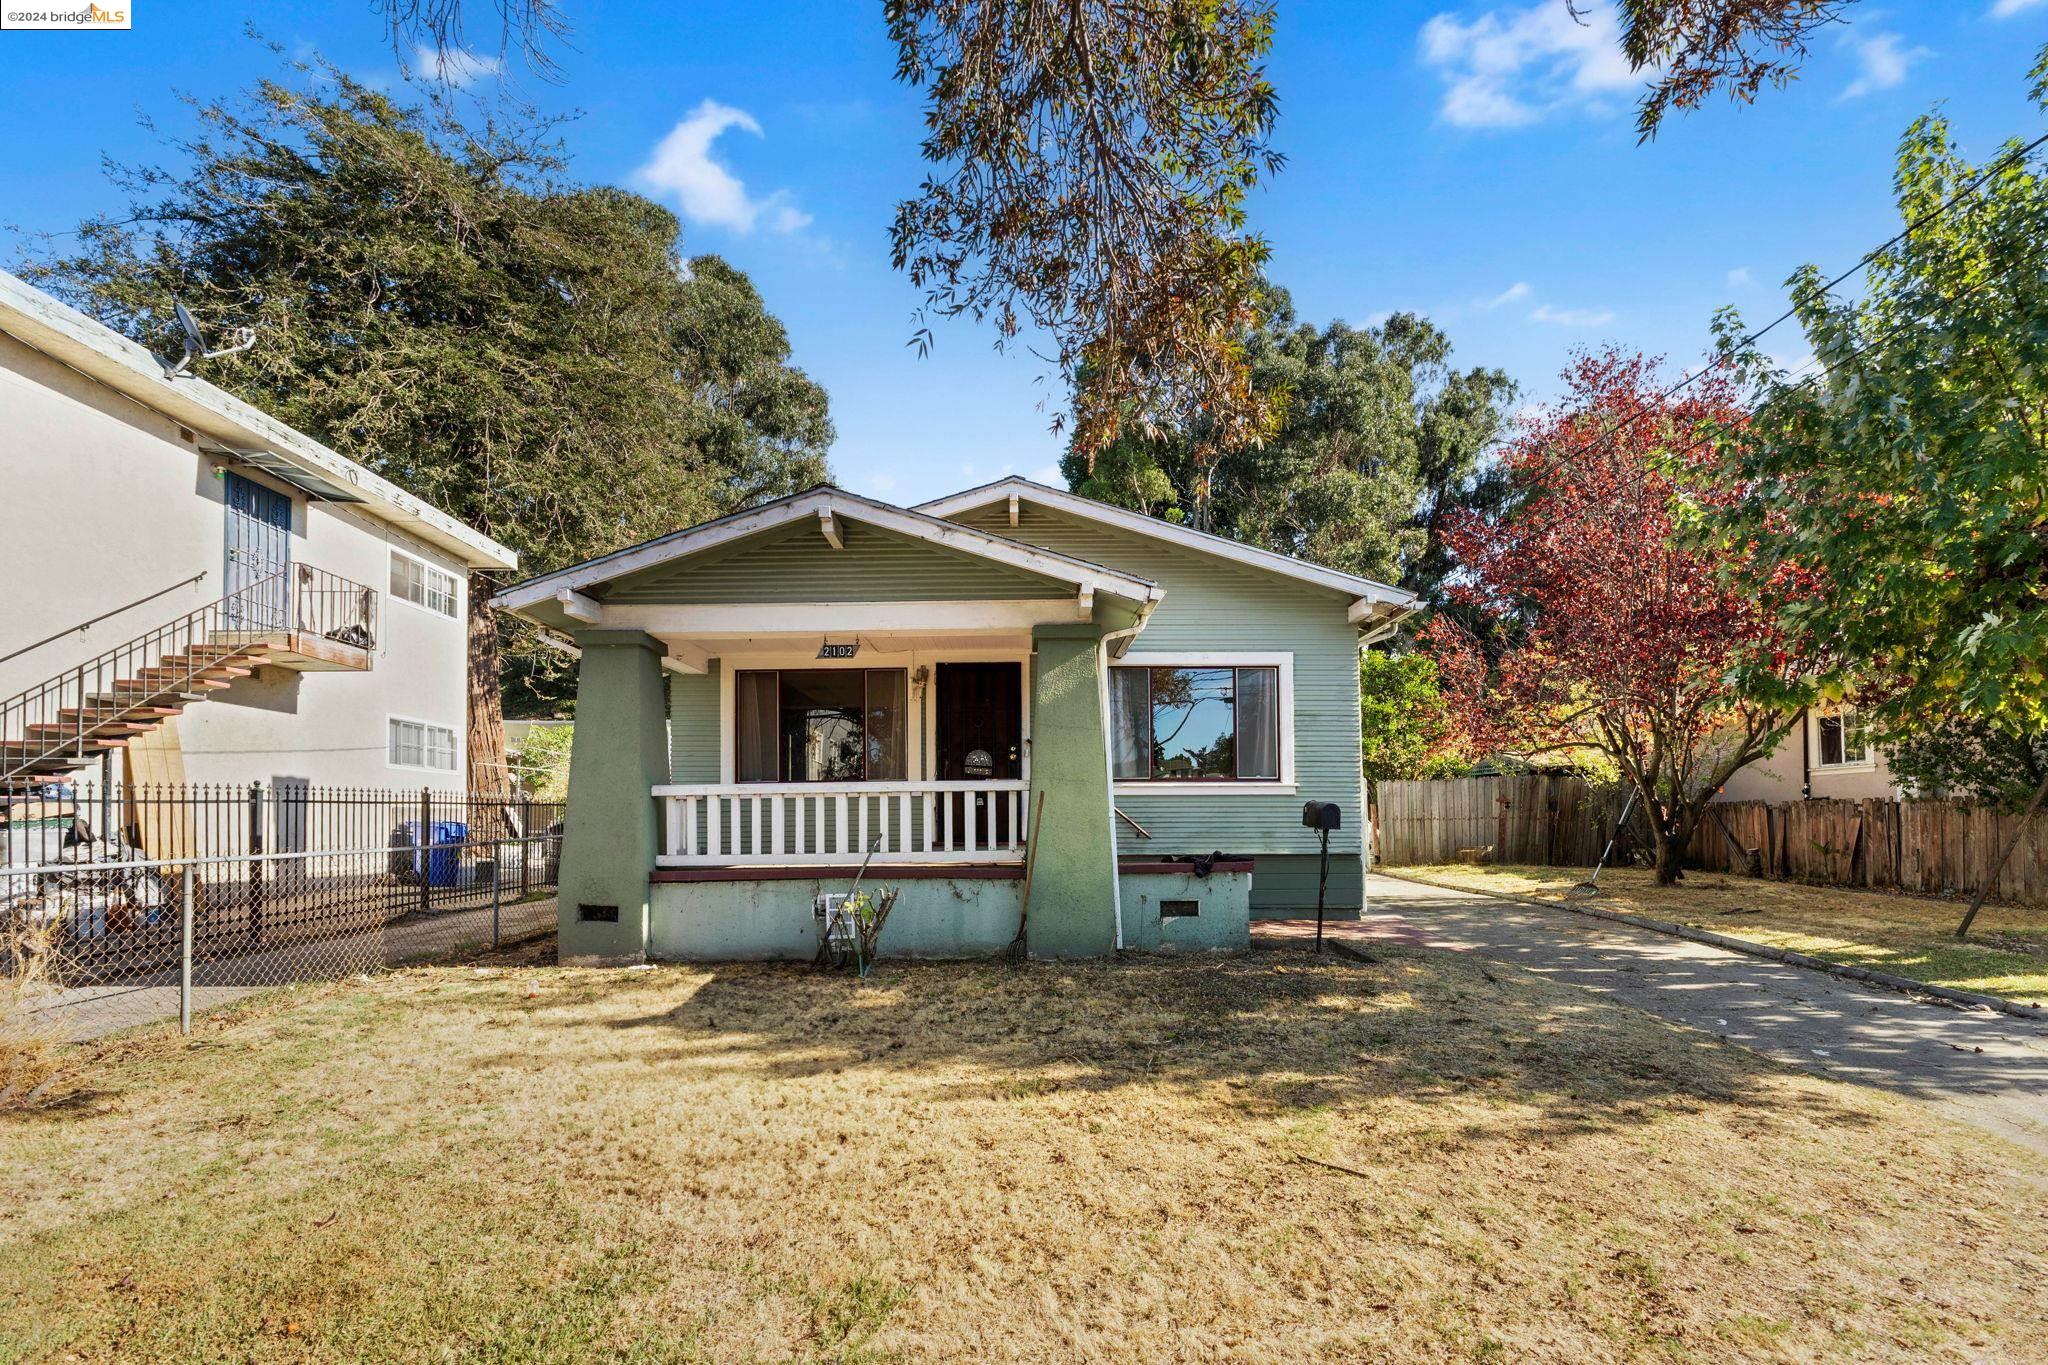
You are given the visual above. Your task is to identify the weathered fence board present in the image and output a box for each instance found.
[1378,777,2048,907]
[1375,775,1626,868]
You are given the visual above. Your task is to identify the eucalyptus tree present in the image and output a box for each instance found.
[1061,288,1515,597]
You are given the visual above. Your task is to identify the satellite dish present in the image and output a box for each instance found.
[163,297,257,377]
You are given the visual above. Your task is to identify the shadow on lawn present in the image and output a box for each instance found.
[558,943,1892,1145]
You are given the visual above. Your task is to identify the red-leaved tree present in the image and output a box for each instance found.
[1425,349,1820,884]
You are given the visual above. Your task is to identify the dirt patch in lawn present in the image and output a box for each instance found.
[3,946,2044,1362]
[1396,864,2048,1007]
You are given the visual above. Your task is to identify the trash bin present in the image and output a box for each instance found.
[424,821,467,888]
[393,820,468,887]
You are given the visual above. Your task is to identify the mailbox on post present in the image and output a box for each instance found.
[1301,802,1341,951]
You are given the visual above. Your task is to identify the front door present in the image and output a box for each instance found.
[935,663,1023,850]
[224,472,292,629]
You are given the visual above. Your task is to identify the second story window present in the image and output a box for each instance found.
[390,552,458,618]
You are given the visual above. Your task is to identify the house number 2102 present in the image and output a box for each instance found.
[817,642,859,659]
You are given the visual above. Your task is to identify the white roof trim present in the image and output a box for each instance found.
[494,485,1164,613]
[0,269,516,571]
[917,477,1420,615]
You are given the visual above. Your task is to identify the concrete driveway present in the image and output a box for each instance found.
[1271,873,2048,1156]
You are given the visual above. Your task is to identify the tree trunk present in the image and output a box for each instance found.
[466,578,509,805]
[1651,821,1686,885]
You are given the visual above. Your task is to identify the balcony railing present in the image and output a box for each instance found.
[653,780,1030,867]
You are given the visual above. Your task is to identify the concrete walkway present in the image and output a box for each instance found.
[1260,873,2048,1157]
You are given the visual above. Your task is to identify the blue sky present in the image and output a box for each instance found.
[3,2,2045,506]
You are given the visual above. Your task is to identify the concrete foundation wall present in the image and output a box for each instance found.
[1118,870,1251,952]
[650,877,1023,961]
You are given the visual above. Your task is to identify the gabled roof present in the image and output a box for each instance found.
[915,478,1418,626]
[493,485,1164,615]
[0,269,516,571]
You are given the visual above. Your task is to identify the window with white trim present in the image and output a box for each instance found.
[1814,708,1871,768]
[1109,664,1281,782]
[389,717,458,772]
[389,552,458,617]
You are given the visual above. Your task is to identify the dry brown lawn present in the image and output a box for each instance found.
[2,941,2045,1362]
[1395,864,2048,1007]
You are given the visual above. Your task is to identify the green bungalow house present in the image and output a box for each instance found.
[496,479,1416,963]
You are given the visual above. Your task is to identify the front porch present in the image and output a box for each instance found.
[495,488,1180,963]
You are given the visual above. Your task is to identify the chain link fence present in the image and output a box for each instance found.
[2,782,564,1040]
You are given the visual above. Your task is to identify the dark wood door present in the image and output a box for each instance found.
[935,663,1022,849]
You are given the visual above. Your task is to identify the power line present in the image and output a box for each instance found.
[1507,131,2048,493]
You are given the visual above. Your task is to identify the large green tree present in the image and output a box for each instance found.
[28,61,831,786]
[1060,287,1514,596]
[1687,51,2048,929]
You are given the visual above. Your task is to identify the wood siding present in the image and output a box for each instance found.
[605,517,1068,604]
[950,503,1367,880]
[666,662,721,783]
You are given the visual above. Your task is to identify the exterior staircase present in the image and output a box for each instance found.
[0,567,379,785]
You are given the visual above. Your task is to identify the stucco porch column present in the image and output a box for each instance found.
[556,628,669,965]
[1025,623,1119,957]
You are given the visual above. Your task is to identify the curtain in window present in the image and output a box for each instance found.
[1109,668,1151,779]
[1235,667,1279,780]
[735,671,779,781]
[865,669,907,780]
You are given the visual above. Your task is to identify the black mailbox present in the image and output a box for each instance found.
[1301,801,1342,832]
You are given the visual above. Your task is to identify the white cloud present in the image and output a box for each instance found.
[1991,0,2045,17]
[414,44,502,88]
[1840,31,1930,100]
[1480,280,1532,308]
[1726,266,1753,288]
[1029,464,1064,486]
[1418,4,1640,129]
[1530,303,1617,327]
[636,99,809,235]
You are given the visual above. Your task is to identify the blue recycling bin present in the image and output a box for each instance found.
[395,820,468,887]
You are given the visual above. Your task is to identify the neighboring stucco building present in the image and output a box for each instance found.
[0,269,516,799]
[1716,704,1904,804]
[500,480,1416,964]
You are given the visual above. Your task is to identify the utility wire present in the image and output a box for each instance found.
[1507,135,2048,491]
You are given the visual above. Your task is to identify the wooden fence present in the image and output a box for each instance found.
[1373,776,1627,868]
[1375,777,2048,907]
[1692,798,2048,905]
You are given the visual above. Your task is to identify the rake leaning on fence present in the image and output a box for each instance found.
[1,781,564,1040]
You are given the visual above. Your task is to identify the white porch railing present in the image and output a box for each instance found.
[653,780,1030,867]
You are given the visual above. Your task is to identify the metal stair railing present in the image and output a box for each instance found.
[0,566,379,784]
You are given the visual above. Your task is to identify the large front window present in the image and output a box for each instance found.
[735,669,907,782]
[1110,665,1280,782]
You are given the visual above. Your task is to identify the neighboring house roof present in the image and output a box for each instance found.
[494,484,1165,618]
[0,269,516,571]
[915,477,1418,630]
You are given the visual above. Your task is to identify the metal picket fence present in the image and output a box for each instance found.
[2,782,564,1040]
